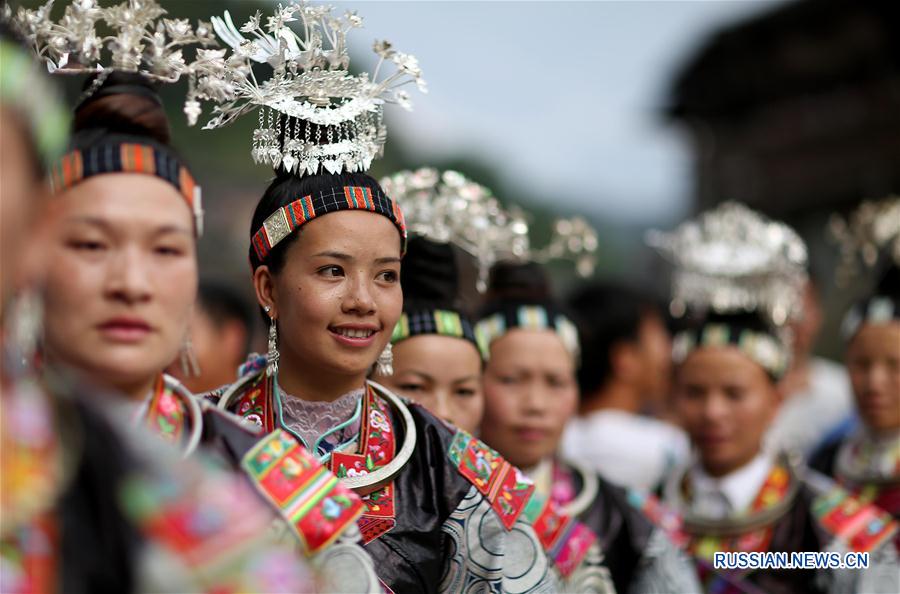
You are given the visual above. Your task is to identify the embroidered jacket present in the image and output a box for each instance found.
[535,458,701,594]
[811,431,900,522]
[638,458,900,594]
[0,373,313,593]
[209,371,616,593]
[142,373,382,591]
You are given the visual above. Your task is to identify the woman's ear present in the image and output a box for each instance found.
[253,265,278,319]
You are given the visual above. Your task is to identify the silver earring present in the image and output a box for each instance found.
[265,306,279,377]
[7,290,43,375]
[179,332,201,378]
[375,342,393,376]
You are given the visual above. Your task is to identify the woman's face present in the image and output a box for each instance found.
[257,210,403,382]
[0,108,47,313]
[376,334,483,433]
[43,173,197,396]
[480,329,578,470]
[846,322,900,434]
[674,346,780,477]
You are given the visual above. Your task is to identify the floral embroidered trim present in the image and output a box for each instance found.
[522,494,596,579]
[144,375,187,444]
[448,430,534,530]
[331,386,397,544]
[812,487,898,552]
[242,429,364,555]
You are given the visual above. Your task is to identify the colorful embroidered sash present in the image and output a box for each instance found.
[242,430,365,554]
[448,431,535,530]
[143,375,191,445]
[331,386,398,543]
[522,493,597,579]
[811,486,897,552]
[231,372,276,432]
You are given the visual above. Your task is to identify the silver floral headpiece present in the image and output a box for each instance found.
[646,201,808,327]
[184,2,426,177]
[12,0,217,104]
[830,196,900,286]
[380,168,598,291]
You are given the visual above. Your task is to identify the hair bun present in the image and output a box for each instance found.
[485,260,553,304]
[401,236,458,308]
[72,71,171,145]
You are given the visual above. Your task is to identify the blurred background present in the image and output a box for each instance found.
[21,0,900,356]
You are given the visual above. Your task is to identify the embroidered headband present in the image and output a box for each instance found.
[672,323,789,379]
[391,309,480,354]
[841,296,900,340]
[50,139,204,237]
[0,38,69,172]
[252,185,407,261]
[475,305,580,362]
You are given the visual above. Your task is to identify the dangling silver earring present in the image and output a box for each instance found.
[265,306,279,377]
[7,290,43,374]
[179,331,201,378]
[375,342,393,376]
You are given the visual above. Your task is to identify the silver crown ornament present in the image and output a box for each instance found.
[184,1,427,177]
[646,201,808,327]
[381,167,598,291]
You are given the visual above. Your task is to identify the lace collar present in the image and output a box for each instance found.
[276,383,364,457]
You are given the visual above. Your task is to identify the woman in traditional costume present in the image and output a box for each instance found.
[192,5,613,592]
[811,198,900,521]
[371,234,485,434]
[644,201,899,593]
[475,256,702,594]
[0,20,312,593]
[13,3,378,586]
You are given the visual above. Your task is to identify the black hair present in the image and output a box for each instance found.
[197,280,256,355]
[568,282,663,397]
[482,260,554,308]
[248,170,387,273]
[698,310,774,335]
[401,236,461,312]
[71,71,172,147]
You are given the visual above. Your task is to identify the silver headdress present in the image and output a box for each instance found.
[646,201,808,327]
[380,167,598,291]
[12,0,217,104]
[185,2,427,177]
[830,196,900,286]
[647,202,807,377]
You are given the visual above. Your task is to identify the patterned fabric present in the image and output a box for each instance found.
[475,304,580,361]
[330,387,398,544]
[543,458,702,594]
[448,430,535,530]
[252,185,407,261]
[0,378,64,537]
[0,513,58,594]
[439,486,559,593]
[120,445,313,592]
[522,493,598,579]
[0,39,69,171]
[241,429,365,555]
[143,375,190,446]
[391,308,480,354]
[50,141,202,235]
[811,486,897,552]
[672,323,788,379]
